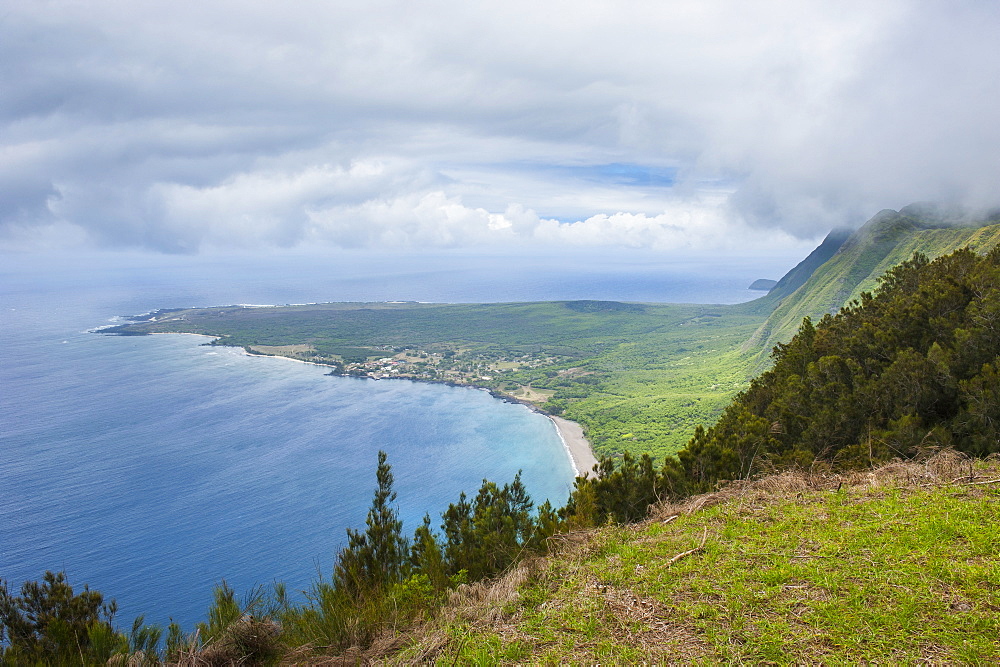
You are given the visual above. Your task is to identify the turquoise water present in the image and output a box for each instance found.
[1,248,776,631]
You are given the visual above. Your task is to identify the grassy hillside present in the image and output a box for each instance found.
[746,207,1000,359]
[738,227,851,316]
[387,451,1000,664]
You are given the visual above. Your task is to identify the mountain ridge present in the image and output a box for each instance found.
[744,207,1000,360]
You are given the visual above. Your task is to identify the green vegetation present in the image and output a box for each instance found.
[745,205,1000,360]
[0,571,174,665]
[1,453,559,664]
[107,300,763,458]
[395,452,1000,664]
[556,245,1000,527]
[681,246,1000,489]
[9,451,998,663]
[270,455,560,659]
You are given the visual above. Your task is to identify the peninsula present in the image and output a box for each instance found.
[104,206,1000,461]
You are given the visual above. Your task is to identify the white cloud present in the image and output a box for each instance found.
[2,0,998,253]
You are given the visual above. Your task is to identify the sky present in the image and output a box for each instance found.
[2,0,999,257]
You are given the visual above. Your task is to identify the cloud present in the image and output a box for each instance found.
[710,2,1000,232]
[2,1,998,253]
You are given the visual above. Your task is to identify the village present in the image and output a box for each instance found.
[335,347,562,388]
[247,342,565,390]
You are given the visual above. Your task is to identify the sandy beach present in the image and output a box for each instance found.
[550,416,598,478]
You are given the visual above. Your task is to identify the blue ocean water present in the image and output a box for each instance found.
[1,248,791,632]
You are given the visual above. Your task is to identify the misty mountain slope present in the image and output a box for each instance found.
[745,208,1000,358]
[738,227,851,315]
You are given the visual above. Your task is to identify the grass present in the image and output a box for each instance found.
[389,451,1000,664]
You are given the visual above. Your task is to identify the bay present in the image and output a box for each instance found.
[0,247,792,631]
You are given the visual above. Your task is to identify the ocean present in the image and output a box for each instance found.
[1,247,794,631]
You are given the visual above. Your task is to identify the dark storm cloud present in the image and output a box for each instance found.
[2,1,997,253]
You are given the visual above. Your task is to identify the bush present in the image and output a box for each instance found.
[0,571,120,664]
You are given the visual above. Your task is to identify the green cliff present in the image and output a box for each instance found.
[746,205,1000,361]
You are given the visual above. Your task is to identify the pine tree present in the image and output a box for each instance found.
[440,473,539,580]
[408,514,448,591]
[0,571,119,663]
[333,451,407,595]
[441,491,475,577]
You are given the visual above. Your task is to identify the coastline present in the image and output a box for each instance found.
[243,348,341,369]
[246,347,601,478]
[245,348,602,478]
[550,416,598,479]
[110,331,601,480]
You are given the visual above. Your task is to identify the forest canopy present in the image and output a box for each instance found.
[677,246,1000,486]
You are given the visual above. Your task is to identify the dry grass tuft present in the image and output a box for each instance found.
[171,618,281,666]
[312,560,550,665]
[587,583,716,661]
[649,448,1000,524]
[438,556,545,626]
